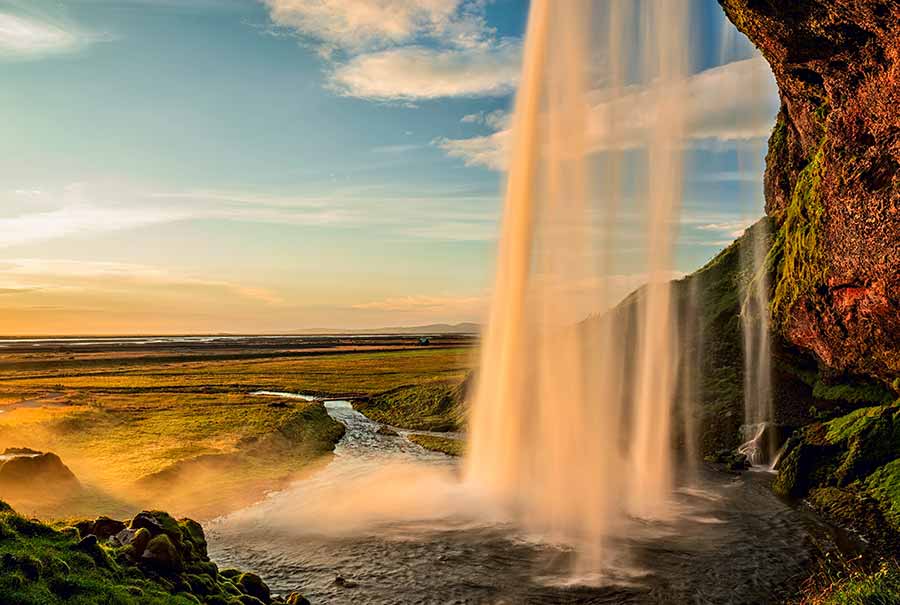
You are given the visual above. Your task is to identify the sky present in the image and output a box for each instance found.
[0,0,779,335]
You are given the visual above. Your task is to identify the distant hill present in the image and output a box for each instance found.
[292,322,481,336]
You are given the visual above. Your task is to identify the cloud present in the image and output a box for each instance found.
[262,0,491,54]
[460,109,510,129]
[0,203,183,248]
[328,40,520,100]
[0,12,100,59]
[370,143,422,154]
[0,258,285,306]
[436,56,779,169]
[261,0,520,100]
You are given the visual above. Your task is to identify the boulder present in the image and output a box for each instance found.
[286,593,311,605]
[141,534,182,572]
[236,572,271,604]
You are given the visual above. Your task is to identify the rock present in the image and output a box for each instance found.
[88,516,126,541]
[236,572,271,604]
[376,425,399,437]
[130,510,182,546]
[141,534,182,572]
[0,452,78,488]
[334,575,358,589]
[286,593,311,605]
[720,0,900,382]
[178,518,208,559]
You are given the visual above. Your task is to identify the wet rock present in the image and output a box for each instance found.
[142,534,182,572]
[237,572,271,604]
[286,593,311,605]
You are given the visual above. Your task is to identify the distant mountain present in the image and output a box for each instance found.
[292,322,481,336]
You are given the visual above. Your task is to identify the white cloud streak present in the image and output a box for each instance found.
[0,12,99,59]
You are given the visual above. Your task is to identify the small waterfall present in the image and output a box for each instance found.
[738,219,775,466]
[464,0,690,574]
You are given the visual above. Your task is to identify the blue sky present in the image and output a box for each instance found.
[0,0,778,334]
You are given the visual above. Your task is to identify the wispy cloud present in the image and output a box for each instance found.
[436,56,778,170]
[261,0,521,100]
[0,258,285,306]
[0,12,103,59]
[370,143,422,154]
[460,108,510,129]
[329,41,520,100]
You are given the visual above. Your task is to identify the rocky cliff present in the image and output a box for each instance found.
[719,0,899,385]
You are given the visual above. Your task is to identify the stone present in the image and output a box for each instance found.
[141,534,182,572]
[236,572,271,604]
[286,592,311,605]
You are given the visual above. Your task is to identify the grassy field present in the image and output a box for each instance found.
[0,343,473,520]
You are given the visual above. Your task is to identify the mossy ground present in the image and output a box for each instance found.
[354,378,468,432]
[0,502,292,605]
[406,434,464,457]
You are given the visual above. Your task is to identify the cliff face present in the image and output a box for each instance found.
[719,0,900,384]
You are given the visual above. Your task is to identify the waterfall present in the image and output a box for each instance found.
[464,0,690,573]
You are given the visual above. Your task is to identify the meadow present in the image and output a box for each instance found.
[0,338,473,520]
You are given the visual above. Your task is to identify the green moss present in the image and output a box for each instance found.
[770,139,828,324]
[825,406,887,443]
[813,379,896,405]
[407,434,464,457]
[865,460,900,532]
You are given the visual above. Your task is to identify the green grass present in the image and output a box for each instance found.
[407,434,464,457]
[355,379,467,431]
[797,559,900,605]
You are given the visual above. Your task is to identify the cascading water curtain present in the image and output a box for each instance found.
[465,0,693,576]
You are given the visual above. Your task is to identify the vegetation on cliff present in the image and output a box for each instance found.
[0,501,308,605]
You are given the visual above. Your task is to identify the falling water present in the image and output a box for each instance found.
[738,219,775,466]
[464,0,690,574]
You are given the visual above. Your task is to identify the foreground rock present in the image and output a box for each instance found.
[0,502,309,604]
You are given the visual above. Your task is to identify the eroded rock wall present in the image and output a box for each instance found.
[720,0,900,383]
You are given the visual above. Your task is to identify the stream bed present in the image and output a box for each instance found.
[207,398,839,604]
